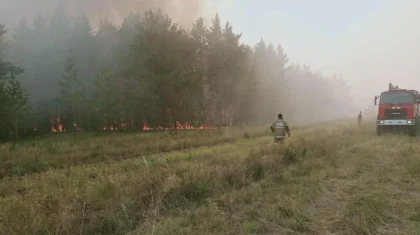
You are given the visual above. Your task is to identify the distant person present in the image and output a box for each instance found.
[270,113,291,143]
[357,111,363,126]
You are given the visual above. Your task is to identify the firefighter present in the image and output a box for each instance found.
[357,111,363,126]
[270,113,291,143]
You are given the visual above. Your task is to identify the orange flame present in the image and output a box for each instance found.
[50,116,83,132]
[50,114,223,132]
[51,116,65,132]
[142,121,219,131]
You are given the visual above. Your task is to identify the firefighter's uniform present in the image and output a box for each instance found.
[270,118,291,143]
[357,112,363,126]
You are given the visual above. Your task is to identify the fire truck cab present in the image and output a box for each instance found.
[374,84,420,136]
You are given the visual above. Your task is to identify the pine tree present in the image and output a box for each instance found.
[71,12,97,86]
[237,45,258,126]
[0,24,32,141]
[33,14,46,33]
[0,82,9,139]
[50,2,69,40]
[0,25,23,81]
[97,18,119,64]
[275,44,290,116]
[5,73,31,141]
[206,14,224,127]
[190,17,209,127]
[57,50,83,138]
[93,62,119,130]
[276,44,289,71]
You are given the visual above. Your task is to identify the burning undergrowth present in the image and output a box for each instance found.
[49,115,221,133]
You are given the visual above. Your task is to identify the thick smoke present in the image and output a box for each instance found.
[0,0,220,28]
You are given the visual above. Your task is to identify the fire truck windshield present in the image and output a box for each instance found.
[380,92,414,105]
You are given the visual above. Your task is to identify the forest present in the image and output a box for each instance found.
[0,3,354,141]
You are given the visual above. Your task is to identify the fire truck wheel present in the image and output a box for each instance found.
[410,124,418,137]
[376,126,382,136]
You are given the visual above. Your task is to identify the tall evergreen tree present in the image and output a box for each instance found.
[57,50,83,138]
[189,17,209,127]
[5,73,31,141]
[71,12,97,84]
[97,18,119,64]
[0,24,32,141]
[93,62,120,130]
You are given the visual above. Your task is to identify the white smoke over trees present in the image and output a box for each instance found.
[0,0,221,29]
[0,1,356,138]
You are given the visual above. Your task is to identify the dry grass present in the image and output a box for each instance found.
[0,120,344,178]
[310,131,420,235]
[2,120,420,234]
[0,127,268,178]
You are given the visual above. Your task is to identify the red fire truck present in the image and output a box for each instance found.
[374,84,420,136]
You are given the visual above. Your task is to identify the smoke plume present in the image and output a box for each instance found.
[0,0,221,28]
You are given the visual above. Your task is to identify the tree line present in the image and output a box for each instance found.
[0,3,354,141]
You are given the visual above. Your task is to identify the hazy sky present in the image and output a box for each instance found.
[215,0,420,107]
[2,0,420,107]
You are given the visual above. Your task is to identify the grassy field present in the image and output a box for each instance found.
[0,126,270,178]
[0,120,340,179]
[2,120,420,234]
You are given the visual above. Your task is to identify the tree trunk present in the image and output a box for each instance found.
[130,111,134,131]
[14,117,18,143]
[72,103,76,140]
[188,93,191,130]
